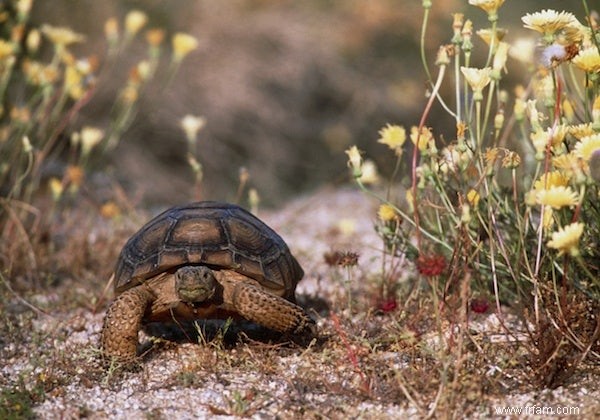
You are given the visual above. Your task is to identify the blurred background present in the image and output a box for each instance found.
[28,0,569,207]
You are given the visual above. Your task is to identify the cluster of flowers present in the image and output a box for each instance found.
[347,3,600,278]
[1,3,199,213]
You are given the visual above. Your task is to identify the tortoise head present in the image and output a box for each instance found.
[175,266,217,304]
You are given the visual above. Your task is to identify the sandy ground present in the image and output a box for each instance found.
[2,187,599,418]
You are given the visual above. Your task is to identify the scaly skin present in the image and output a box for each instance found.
[101,285,154,362]
[230,281,316,335]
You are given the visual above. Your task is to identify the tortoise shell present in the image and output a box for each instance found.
[114,201,303,296]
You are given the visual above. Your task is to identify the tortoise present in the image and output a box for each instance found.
[101,201,315,361]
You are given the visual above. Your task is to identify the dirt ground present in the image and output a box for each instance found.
[1,188,599,419]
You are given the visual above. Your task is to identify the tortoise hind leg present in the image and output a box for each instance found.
[101,285,154,362]
[231,282,316,336]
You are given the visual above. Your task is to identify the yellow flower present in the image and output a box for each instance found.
[476,27,507,47]
[438,146,461,174]
[530,127,550,154]
[41,24,85,47]
[80,126,104,156]
[501,151,521,168]
[377,124,406,152]
[485,147,500,165]
[410,126,433,152]
[359,160,379,184]
[65,65,83,99]
[48,177,63,201]
[533,171,570,191]
[378,204,397,222]
[345,145,363,178]
[522,10,579,37]
[125,10,148,36]
[467,189,480,206]
[536,186,578,209]
[568,123,594,140]
[572,47,600,74]
[172,32,199,62]
[469,0,505,20]
[547,222,584,256]
[574,133,600,160]
[460,67,492,99]
[180,115,206,143]
[16,0,32,16]
[509,38,536,64]
[26,29,40,53]
[552,153,587,182]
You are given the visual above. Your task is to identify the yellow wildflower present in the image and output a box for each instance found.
[533,171,570,191]
[509,38,536,64]
[439,146,461,174]
[41,24,84,47]
[484,147,501,165]
[522,9,579,38]
[378,204,397,222]
[547,222,584,256]
[469,0,505,21]
[64,65,83,99]
[410,126,433,152]
[180,115,206,143]
[377,124,406,152]
[476,27,507,47]
[501,151,521,168]
[536,186,578,209]
[467,189,480,206]
[16,0,32,17]
[530,127,550,154]
[125,10,147,36]
[460,67,492,99]
[80,126,104,156]
[172,32,199,62]
[359,160,380,184]
[572,47,600,74]
[26,29,40,53]
[568,123,594,140]
[574,133,600,160]
[345,145,363,178]
[48,178,63,201]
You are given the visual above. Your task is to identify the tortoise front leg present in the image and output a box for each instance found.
[101,285,154,362]
[231,282,316,336]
